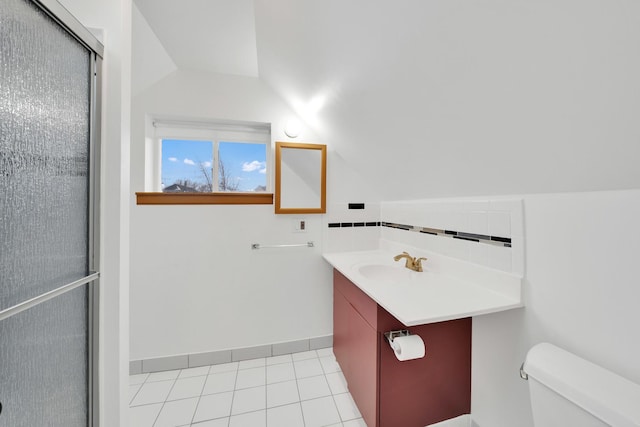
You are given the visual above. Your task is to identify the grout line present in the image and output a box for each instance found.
[128,350,365,427]
[227,361,240,420]
[188,369,211,425]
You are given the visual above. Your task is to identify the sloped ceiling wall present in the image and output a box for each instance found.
[254,0,640,200]
[132,4,176,96]
[134,0,259,77]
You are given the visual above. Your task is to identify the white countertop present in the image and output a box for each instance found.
[323,248,523,326]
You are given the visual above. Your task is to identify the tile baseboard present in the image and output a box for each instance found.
[130,334,334,375]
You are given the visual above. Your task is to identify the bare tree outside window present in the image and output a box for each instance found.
[218,157,240,191]
[161,138,266,192]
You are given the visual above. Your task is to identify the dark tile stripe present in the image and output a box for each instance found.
[328,219,511,247]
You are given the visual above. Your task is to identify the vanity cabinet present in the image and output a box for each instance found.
[333,270,471,427]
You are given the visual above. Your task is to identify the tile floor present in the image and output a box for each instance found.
[129,348,368,427]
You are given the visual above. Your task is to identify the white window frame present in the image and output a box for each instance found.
[148,117,271,193]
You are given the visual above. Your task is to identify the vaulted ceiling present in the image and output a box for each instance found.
[133,0,258,77]
[133,0,640,200]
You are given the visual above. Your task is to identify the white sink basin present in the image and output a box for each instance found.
[358,264,420,282]
[324,249,523,326]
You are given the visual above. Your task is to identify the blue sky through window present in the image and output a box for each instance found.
[161,139,266,191]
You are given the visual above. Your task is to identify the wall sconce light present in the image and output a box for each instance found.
[284,119,301,138]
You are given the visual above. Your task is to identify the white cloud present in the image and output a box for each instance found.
[259,168,266,174]
[184,158,195,166]
[168,157,178,162]
[242,160,266,172]
[202,161,212,168]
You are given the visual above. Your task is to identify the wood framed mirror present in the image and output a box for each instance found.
[275,141,326,214]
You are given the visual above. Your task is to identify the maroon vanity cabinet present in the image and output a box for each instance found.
[333,269,471,427]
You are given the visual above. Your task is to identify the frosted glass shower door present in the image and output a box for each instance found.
[0,0,102,426]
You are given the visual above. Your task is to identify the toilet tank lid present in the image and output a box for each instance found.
[524,343,640,427]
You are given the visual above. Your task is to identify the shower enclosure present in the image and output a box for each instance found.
[0,0,102,425]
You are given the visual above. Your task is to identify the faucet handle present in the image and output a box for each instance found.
[414,257,427,272]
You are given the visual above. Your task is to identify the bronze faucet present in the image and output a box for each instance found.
[393,251,427,272]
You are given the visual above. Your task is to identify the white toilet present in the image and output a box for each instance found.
[523,343,640,427]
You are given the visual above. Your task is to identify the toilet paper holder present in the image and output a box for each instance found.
[384,329,410,346]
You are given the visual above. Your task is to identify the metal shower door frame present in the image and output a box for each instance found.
[0,0,104,425]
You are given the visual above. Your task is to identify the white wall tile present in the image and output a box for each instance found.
[511,235,525,276]
[487,245,512,272]
[468,211,489,235]
[467,241,489,267]
[488,211,511,237]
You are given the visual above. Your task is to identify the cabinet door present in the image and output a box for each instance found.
[347,306,379,427]
[333,285,350,373]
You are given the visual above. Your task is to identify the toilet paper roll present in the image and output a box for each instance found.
[391,335,426,361]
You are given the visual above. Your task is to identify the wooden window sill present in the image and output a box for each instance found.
[136,192,274,205]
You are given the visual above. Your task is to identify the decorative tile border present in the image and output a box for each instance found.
[382,222,511,247]
[326,220,511,248]
[328,222,380,228]
[130,335,333,375]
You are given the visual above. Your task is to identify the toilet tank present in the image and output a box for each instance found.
[523,343,640,427]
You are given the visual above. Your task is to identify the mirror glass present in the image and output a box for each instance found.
[275,142,326,214]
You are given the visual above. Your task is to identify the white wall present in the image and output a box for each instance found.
[131,3,176,96]
[56,0,131,426]
[129,3,640,426]
[129,66,375,359]
[254,0,640,201]
[472,189,640,427]
[381,190,640,427]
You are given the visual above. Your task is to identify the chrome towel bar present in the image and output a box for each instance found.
[251,241,314,250]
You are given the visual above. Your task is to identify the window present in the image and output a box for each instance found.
[137,118,273,205]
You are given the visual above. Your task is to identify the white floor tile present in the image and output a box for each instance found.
[326,372,349,395]
[266,354,293,366]
[297,375,331,401]
[209,362,239,374]
[129,403,162,427]
[238,358,266,369]
[235,366,266,389]
[168,376,206,401]
[320,356,341,374]
[193,391,233,423]
[178,365,210,379]
[229,409,266,427]
[300,396,342,427]
[294,358,324,379]
[128,348,363,427]
[292,350,318,361]
[203,371,237,395]
[315,348,335,358]
[191,417,229,426]
[154,397,199,427]
[343,418,368,427]
[129,373,149,385]
[334,393,362,421]
[231,386,266,415]
[147,369,180,382]
[129,384,142,405]
[266,380,300,408]
[267,403,305,427]
[130,380,174,406]
[266,362,296,384]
